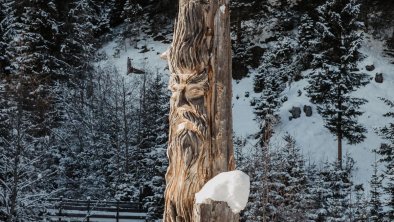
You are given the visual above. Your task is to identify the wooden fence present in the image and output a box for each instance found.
[45,198,147,222]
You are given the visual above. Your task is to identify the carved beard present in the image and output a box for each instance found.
[171,106,207,167]
[166,104,208,222]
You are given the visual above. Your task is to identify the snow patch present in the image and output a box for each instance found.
[195,170,250,213]
[220,5,226,14]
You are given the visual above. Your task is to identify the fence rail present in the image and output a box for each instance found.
[45,198,147,222]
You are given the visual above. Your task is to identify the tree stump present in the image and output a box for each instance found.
[193,199,239,222]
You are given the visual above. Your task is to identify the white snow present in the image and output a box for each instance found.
[220,5,226,14]
[195,170,250,213]
[96,23,394,193]
[271,35,394,189]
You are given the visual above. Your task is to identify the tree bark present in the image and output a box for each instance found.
[162,0,235,221]
[193,199,239,222]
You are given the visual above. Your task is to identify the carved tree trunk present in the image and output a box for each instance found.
[162,0,235,221]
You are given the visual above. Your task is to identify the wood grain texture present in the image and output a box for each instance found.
[193,199,239,222]
[163,0,235,221]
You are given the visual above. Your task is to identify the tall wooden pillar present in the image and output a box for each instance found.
[162,0,235,221]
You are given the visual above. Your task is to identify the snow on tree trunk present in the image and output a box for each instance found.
[162,0,235,221]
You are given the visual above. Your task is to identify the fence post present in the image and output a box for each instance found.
[58,196,63,222]
[87,197,90,222]
[116,200,120,222]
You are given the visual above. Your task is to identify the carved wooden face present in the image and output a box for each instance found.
[170,73,208,115]
[169,72,209,164]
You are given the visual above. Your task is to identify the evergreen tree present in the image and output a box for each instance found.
[304,161,328,222]
[305,0,369,166]
[0,83,55,221]
[376,98,394,220]
[352,184,368,221]
[319,156,354,221]
[369,154,384,222]
[245,135,308,222]
[140,74,169,221]
[242,140,267,222]
[61,0,99,77]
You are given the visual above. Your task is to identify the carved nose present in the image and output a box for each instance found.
[176,89,187,108]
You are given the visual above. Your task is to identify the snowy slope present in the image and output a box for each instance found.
[270,35,394,188]
[96,27,393,190]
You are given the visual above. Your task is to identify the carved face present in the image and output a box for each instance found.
[169,72,209,167]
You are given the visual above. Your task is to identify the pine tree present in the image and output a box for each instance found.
[305,0,369,166]
[242,140,267,222]
[319,156,354,221]
[352,184,368,221]
[61,0,99,77]
[376,98,394,220]
[280,135,308,221]
[0,83,55,221]
[369,155,384,222]
[140,74,169,221]
[304,161,328,222]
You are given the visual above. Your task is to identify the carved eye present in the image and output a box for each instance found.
[186,87,204,99]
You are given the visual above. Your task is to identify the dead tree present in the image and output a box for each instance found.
[161,0,235,221]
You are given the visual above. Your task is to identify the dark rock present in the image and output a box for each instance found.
[245,92,250,98]
[289,106,301,120]
[294,72,303,82]
[366,64,375,71]
[264,36,278,43]
[303,105,313,117]
[375,73,384,83]
[232,57,249,80]
[153,35,166,41]
[139,46,150,53]
[250,99,256,106]
[247,46,266,69]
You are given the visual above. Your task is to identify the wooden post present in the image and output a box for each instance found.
[116,200,120,222]
[193,199,239,222]
[87,198,90,222]
[58,197,63,222]
[162,0,235,221]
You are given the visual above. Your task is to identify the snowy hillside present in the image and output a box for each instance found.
[97,27,393,190]
[270,35,394,188]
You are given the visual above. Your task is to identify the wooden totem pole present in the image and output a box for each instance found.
[161,0,235,221]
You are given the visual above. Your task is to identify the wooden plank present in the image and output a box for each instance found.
[47,213,147,220]
[46,206,142,212]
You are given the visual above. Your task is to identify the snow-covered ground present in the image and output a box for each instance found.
[270,35,394,189]
[97,27,393,191]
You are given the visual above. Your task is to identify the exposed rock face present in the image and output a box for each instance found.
[303,105,313,117]
[366,64,375,71]
[375,73,384,83]
[289,106,301,120]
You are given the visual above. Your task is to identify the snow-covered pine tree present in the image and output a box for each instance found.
[139,74,169,221]
[305,0,369,167]
[369,153,384,221]
[0,0,7,74]
[61,0,99,77]
[244,135,309,222]
[0,84,55,221]
[376,98,394,220]
[109,0,126,27]
[319,156,354,221]
[242,139,267,222]
[304,161,328,222]
[352,184,368,221]
[280,135,309,221]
